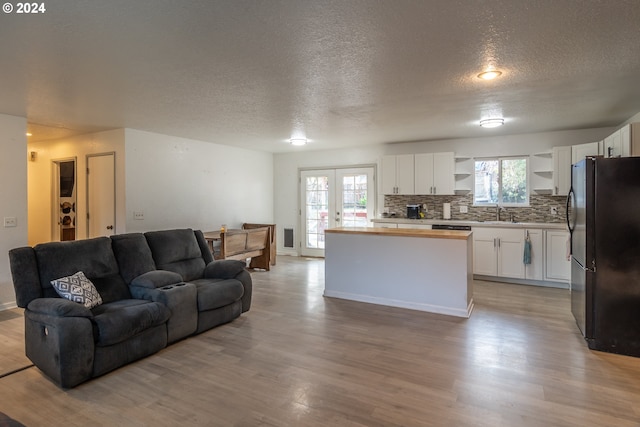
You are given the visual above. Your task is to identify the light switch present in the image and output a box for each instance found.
[133,211,144,220]
[4,217,17,227]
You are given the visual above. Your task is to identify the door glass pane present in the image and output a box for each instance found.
[341,173,369,227]
[305,176,329,249]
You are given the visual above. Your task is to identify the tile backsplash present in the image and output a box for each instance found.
[383,194,567,223]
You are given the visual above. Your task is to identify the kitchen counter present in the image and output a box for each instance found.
[325,226,472,240]
[324,226,473,318]
[371,218,567,230]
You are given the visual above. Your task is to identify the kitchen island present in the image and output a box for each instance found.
[324,227,473,318]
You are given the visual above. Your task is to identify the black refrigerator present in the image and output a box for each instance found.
[567,156,640,357]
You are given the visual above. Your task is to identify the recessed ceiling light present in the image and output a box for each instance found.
[477,70,502,80]
[479,118,505,128]
[26,132,32,136]
[289,138,307,146]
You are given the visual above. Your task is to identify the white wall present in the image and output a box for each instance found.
[274,127,615,255]
[124,129,273,232]
[28,129,126,245]
[0,114,28,309]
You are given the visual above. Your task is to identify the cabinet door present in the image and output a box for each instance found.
[376,222,398,228]
[381,155,397,194]
[572,141,600,164]
[604,130,622,158]
[397,223,431,229]
[620,124,631,157]
[433,152,455,195]
[524,229,544,280]
[414,153,434,195]
[473,228,498,276]
[553,146,571,195]
[396,154,415,195]
[497,229,525,279]
[545,230,571,282]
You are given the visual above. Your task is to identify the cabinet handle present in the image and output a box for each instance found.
[498,238,501,248]
[493,238,496,248]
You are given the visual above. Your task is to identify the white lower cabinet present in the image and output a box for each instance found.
[375,223,398,228]
[473,227,525,279]
[545,230,571,282]
[397,223,431,229]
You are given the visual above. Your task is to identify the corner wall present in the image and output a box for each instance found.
[0,114,27,309]
[124,129,274,232]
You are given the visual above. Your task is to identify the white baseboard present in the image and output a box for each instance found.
[323,290,473,318]
[0,301,17,311]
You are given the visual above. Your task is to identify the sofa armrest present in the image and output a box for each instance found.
[24,304,95,388]
[27,298,93,318]
[203,260,247,280]
[130,270,183,289]
[204,260,252,312]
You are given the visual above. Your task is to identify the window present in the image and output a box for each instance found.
[474,157,528,205]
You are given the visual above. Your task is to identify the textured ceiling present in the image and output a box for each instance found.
[2,0,640,153]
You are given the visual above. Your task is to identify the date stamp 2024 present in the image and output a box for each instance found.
[3,2,47,14]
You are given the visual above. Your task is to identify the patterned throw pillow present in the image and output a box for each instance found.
[50,271,103,309]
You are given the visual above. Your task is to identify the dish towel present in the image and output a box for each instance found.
[523,235,532,265]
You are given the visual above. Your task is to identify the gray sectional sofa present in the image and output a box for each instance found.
[8,228,252,388]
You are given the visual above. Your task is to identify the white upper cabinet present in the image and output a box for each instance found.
[604,130,622,158]
[414,152,454,195]
[604,123,639,158]
[553,146,571,196]
[572,141,601,164]
[382,154,414,195]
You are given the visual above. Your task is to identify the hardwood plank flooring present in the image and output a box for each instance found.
[1,256,640,426]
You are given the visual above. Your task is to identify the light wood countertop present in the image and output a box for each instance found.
[325,226,472,240]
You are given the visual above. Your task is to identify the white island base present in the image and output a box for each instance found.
[324,227,474,318]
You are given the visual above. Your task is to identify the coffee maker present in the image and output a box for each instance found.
[406,204,421,219]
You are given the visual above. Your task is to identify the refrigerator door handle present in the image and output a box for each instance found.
[566,187,575,233]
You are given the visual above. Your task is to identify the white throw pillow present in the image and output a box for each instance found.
[50,271,103,309]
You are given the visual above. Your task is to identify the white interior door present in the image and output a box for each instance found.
[300,167,375,257]
[87,153,116,238]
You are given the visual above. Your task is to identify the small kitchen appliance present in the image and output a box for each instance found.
[406,204,421,219]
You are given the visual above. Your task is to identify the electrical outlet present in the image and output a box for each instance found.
[133,211,144,220]
[550,206,558,215]
[4,217,17,227]
[459,206,468,213]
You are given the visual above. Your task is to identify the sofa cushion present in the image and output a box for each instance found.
[145,229,206,281]
[110,233,157,284]
[91,300,170,347]
[51,271,103,309]
[190,279,244,312]
[34,237,120,298]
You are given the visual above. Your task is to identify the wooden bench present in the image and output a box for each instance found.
[242,223,276,266]
[220,227,271,270]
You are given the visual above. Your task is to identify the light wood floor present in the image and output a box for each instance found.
[1,256,640,426]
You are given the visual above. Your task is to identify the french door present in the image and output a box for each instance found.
[300,167,375,257]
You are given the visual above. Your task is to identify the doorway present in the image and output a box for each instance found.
[299,167,375,257]
[87,153,116,238]
[52,158,77,241]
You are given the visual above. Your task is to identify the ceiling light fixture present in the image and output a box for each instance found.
[479,118,505,128]
[26,132,32,136]
[289,138,307,146]
[477,70,502,80]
